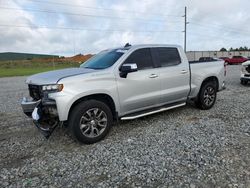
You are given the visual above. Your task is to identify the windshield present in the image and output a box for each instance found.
[81,50,124,69]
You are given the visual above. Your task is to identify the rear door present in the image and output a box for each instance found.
[152,47,190,104]
[116,48,161,115]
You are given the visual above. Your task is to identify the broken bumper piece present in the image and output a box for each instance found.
[21,97,59,139]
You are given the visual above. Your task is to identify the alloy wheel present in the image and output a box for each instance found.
[203,86,216,106]
[79,108,107,138]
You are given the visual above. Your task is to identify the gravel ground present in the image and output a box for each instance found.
[0,65,249,187]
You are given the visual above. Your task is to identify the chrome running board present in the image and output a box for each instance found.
[121,103,186,120]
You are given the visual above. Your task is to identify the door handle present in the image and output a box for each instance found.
[149,74,158,78]
[181,70,188,74]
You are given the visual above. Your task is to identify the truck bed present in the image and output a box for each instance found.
[188,60,225,98]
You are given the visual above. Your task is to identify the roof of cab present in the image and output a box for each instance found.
[106,44,182,53]
[129,44,181,48]
[127,44,182,50]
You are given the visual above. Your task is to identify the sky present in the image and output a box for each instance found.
[0,0,250,56]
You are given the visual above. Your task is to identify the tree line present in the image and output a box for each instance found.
[220,47,250,52]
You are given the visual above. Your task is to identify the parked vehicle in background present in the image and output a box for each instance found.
[225,56,248,65]
[241,61,250,85]
[199,57,218,62]
[21,44,226,144]
[219,57,230,61]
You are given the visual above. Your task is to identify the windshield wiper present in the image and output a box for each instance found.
[83,67,105,70]
[83,66,94,69]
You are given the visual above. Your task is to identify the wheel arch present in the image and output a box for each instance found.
[193,76,219,101]
[201,76,219,91]
[68,93,118,121]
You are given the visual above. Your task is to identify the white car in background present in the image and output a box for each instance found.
[241,61,250,85]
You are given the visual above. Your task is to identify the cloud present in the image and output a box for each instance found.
[0,0,250,55]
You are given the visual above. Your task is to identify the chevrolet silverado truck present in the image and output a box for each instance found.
[241,60,250,85]
[21,44,226,144]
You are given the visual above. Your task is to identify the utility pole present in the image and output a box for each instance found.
[183,6,189,53]
[52,55,55,69]
[73,30,76,56]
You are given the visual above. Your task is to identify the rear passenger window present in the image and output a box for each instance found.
[156,47,181,67]
[124,48,153,70]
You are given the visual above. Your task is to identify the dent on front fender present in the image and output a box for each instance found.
[48,91,73,121]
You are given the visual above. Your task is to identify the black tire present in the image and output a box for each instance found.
[195,82,217,110]
[68,100,113,144]
[241,80,248,85]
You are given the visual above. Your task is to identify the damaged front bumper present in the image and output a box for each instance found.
[21,97,41,117]
[21,97,59,138]
[241,74,250,82]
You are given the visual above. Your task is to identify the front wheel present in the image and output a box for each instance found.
[195,82,217,110]
[68,100,113,144]
[241,80,248,85]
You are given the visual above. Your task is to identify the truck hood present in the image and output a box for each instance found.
[26,68,97,85]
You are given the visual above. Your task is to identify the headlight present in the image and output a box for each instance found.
[242,66,247,74]
[42,84,64,92]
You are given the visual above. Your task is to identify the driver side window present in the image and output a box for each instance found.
[124,48,153,70]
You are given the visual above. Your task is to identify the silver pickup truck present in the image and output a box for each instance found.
[21,44,226,144]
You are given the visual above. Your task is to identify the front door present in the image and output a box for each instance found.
[116,48,161,115]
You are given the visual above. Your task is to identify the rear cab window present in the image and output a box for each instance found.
[124,48,154,70]
[155,47,181,67]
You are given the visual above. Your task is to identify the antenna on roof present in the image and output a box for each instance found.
[124,43,131,47]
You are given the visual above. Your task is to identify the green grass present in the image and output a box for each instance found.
[0,60,80,77]
[0,52,59,61]
[0,67,69,77]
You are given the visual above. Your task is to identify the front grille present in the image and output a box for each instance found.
[28,85,42,100]
[246,65,250,73]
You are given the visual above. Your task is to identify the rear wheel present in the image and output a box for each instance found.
[68,100,113,144]
[195,82,217,110]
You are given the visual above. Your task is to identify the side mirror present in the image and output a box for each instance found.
[119,63,138,78]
